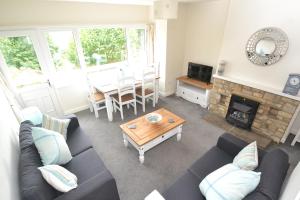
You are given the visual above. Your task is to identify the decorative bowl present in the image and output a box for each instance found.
[145,113,162,124]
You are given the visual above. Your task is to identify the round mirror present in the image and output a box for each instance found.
[255,38,276,57]
[246,27,289,66]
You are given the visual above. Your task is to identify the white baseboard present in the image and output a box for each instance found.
[159,91,175,97]
[63,104,89,115]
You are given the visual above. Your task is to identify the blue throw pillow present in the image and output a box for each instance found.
[32,127,72,165]
[21,107,43,125]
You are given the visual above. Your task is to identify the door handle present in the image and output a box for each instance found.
[47,79,52,87]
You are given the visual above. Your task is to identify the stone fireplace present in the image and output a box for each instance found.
[209,77,300,143]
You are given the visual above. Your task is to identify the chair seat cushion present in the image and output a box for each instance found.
[63,148,108,184]
[136,88,154,96]
[89,92,105,102]
[189,146,233,180]
[163,171,205,200]
[112,93,134,102]
[66,127,93,156]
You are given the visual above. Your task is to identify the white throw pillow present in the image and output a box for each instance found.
[233,141,258,170]
[200,164,261,200]
[32,127,72,165]
[38,165,77,192]
[42,114,70,140]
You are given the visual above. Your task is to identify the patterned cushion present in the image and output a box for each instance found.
[233,141,258,170]
[32,127,72,165]
[38,165,77,193]
[199,163,261,200]
[42,114,70,140]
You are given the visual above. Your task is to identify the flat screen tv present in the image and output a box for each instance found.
[187,62,213,84]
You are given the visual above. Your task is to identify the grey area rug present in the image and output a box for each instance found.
[76,95,300,200]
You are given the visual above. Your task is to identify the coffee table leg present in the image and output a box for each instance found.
[139,148,145,164]
[123,133,128,147]
[177,125,183,141]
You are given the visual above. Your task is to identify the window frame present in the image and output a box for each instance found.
[0,24,147,87]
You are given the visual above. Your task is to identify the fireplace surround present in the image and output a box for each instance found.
[226,94,260,130]
[209,77,300,142]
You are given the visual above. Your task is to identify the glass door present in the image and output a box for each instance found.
[0,31,61,115]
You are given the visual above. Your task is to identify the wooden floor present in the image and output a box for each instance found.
[203,113,273,149]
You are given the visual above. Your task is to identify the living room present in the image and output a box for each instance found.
[1,0,300,200]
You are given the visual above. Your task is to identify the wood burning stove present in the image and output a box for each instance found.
[226,94,260,130]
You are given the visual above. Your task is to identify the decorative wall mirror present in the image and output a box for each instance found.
[246,27,289,66]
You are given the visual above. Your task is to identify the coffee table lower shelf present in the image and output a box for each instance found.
[122,124,183,164]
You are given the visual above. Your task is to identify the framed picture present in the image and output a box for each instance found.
[283,74,300,96]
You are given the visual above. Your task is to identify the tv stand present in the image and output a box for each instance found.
[176,76,213,108]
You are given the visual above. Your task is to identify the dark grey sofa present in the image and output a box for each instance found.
[19,115,120,200]
[163,133,289,200]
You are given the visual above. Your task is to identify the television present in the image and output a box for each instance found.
[187,62,213,84]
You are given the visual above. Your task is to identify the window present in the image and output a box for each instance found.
[127,28,146,65]
[46,31,80,71]
[80,28,127,68]
[0,36,45,87]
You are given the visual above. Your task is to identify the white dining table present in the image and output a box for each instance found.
[93,77,160,122]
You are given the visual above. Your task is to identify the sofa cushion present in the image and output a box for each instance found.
[163,171,205,200]
[63,148,108,184]
[233,141,258,171]
[66,127,93,156]
[38,165,78,193]
[255,148,289,200]
[19,121,60,200]
[199,163,261,200]
[32,127,73,165]
[42,114,70,140]
[189,146,233,180]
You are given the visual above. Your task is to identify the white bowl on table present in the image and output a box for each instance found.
[145,113,162,124]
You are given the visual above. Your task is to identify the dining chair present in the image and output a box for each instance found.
[87,78,106,118]
[112,76,137,120]
[136,68,156,112]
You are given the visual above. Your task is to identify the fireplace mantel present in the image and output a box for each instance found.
[213,74,300,102]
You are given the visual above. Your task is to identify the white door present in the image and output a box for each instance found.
[0,31,62,116]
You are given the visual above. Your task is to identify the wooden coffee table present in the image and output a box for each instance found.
[120,108,185,164]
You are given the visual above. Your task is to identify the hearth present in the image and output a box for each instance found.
[226,94,260,130]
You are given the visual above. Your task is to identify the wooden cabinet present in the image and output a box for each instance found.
[176,76,213,108]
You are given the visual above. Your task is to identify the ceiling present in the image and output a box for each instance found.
[53,0,206,5]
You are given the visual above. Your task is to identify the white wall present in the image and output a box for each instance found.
[164,3,187,95]
[218,0,300,135]
[182,0,230,74]
[0,1,150,27]
[0,88,20,200]
[219,0,300,91]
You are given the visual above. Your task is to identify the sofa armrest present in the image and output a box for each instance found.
[63,114,80,135]
[256,149,289,200]
[54,171,120,200]
[217,133,248,157]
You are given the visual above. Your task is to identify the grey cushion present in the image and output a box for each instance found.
[189,146,233,180]
[255,148,289,200]
[63,148,108,184]
[67,127,93,156]
[19,121,60,200]
[163,171,204,200]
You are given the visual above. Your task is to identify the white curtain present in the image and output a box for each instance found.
[146,23,155,65]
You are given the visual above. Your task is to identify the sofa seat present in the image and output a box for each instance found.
[63,148,107,184]
[66,127,93,156]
